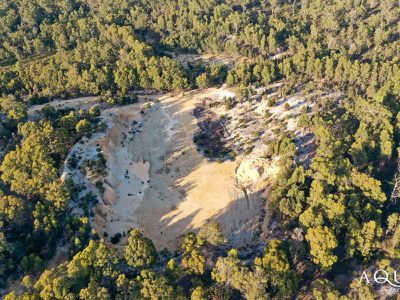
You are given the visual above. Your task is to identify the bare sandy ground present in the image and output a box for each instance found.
[60,86,326,250]
[28,96,100,118]
[89,88,269,249]
[172,52,242,69]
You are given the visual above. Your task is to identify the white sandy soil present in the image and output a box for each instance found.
[92,89,268,249]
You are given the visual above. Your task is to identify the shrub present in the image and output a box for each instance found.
[252,131,260,138]
[284,103,291,110]
[225,97,233,110]
[111,233,122,244]
[95,181,105,194]
[68,155,78,169]
[268,96,278,106]
[264,110,272,119]
[297,115,313,127]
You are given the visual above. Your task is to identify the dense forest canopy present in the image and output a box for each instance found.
[0,0,399,299]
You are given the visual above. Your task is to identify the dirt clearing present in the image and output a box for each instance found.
[68,88,269,250]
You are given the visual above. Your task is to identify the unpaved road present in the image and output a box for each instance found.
[28,96,100,118]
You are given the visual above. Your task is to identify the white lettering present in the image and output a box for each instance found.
[359,271,370,284]
[374,270,389,284]
[394,271,400,284]
[360,269,400,287]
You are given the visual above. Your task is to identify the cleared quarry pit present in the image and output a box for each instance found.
[92,88,269,249]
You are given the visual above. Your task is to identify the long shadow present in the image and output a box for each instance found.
[148,182,268,251]
[213,187,267,249]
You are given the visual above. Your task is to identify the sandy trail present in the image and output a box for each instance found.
[28,96,100,118]
[170,52,241,69]
[92,88,264,249]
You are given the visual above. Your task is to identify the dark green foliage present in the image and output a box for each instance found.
[19,254,45,275]
[267,135,297,157]
[95,181,105,195]
[196,65,227,89]
[124,229,157,268]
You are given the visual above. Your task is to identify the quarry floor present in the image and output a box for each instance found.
[30,85,322,250]
[46,88,268,250]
